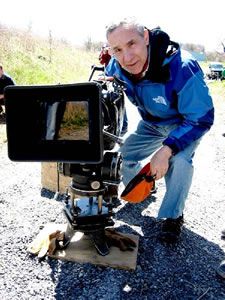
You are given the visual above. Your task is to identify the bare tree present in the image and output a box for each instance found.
[48,30,53,63]
[181,43,205,53]
[221,41,225,53]
[84,36,92,51]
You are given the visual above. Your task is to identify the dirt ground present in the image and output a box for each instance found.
[1,82,225,299]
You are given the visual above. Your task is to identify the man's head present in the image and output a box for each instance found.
[106,17,149,75]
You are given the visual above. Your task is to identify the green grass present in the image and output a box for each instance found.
[0,26,100,143]
[0,26,99,84]
[0,25,224,125]
[208,80,225,95]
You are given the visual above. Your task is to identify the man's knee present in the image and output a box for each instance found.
[170,153,194,171]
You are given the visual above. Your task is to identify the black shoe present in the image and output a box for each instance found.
[217,260,225,279]
[158,215,184,244]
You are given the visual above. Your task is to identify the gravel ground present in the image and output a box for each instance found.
[1,89,225,299]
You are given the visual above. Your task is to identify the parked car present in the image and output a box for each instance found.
[222,68,225,80]
[206,62,224,80]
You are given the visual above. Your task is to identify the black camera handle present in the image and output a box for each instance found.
[103,130,124,146]
[88,65,104,81]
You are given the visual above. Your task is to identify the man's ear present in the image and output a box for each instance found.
[144,29,149,46]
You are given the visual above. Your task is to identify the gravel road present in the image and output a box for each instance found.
[1,88,225,299]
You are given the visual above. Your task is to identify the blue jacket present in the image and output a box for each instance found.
[105,48,214,154]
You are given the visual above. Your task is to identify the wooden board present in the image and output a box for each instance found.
[30,223,139,271]
[41,162,71,193]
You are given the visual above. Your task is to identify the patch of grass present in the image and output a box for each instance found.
[0,25,99,85]
[0,25,101,144]
[208,80,225,96]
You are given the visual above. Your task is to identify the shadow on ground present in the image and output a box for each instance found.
[43,195,225,299]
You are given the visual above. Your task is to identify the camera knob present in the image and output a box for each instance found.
[90,181,101,190]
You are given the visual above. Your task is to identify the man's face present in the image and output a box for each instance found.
[107,26,149,74]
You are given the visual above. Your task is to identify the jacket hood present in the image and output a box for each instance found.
[146,28,179,82]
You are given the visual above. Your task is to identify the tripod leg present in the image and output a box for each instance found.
[97,195,103,214]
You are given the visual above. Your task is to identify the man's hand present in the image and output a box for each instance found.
[98,75,114,81]
[150,146,172,180]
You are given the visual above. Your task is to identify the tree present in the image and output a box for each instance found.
[181,43,205,53]
[84,36,92,51]
[48,30,53,63]
[221,42,225,53]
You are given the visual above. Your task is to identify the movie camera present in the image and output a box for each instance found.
[4,66,125,255]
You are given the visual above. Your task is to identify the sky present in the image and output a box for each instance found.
[0,0,224,52]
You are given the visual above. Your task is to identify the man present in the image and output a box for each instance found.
[105,17,214,243]
[99,43,112,67]
[0,64,15,115]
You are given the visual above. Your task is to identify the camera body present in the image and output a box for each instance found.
[5,80,124,163]
[5,78,125,255]
[5,82,103,163]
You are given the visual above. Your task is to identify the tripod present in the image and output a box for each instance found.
[60,151,122,256]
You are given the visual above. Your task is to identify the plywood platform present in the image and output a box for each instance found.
[30,224,139,271]
[41,162,71,193]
